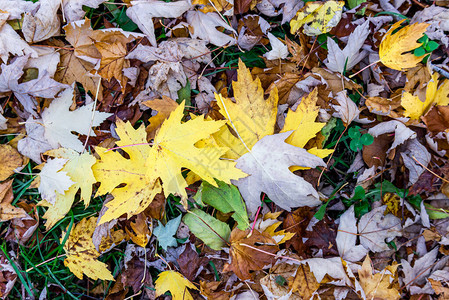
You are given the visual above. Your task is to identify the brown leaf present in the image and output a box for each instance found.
[0,144,23,181]
[177,243,208,281]
[96,41,129,90]
[283,207,314,255]
[311,67,362,94]
[0,180,27,221]
[223,228,279,280]
[290,264,320,299]
[124,212,151,247]
[363,133,394,167]
[144,96,179,139]
[365,96,402,118]
[105,273,129,300]
[234,0,252,14]
[267,72,301,105]
[5,201,38,245]
[303,215,339,257]
[0,253,17,299]
[200,281,232,300]
[423,105,449,135]
[121,251,152,293]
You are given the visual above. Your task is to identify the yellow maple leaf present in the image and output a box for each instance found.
[146,101,246,205]
[93,120,162,224]
[281,88,333,170]
[155,270,198,300]
[402,73,449,120]
[379,20,429,71]
[358,255,400,300]
[39,149,97,229]
[62,217,114,281]
[143,95,179,139]
[214,59,278,158]
[290,1,344,36]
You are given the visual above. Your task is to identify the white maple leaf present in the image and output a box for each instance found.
[233,131,325,216]
[0,23,37,63]
[17,116,53,163]
[325,20,370,73]
[38,158,74,205]
[41,85,112,152]
[186,11,237,47]
[263,32,288,60]
[332,91,360,125]
[0,0,37,20]
[337,205,368,262]
[358,205,402,252]
[127,0,192,46]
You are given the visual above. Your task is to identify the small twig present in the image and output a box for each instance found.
[349,60,381,78]
[240,243,302,264]
[26,254,66,272]
[82,75,102,153]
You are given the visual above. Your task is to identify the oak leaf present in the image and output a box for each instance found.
[62,216,114,280]
[233,131,325,216]
[38,149,97,229]
[290,1,344,36]
[379,20,429,70]
[155,270,198,300]
[223,228,279,280]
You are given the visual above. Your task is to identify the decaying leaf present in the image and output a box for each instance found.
[0,180,27,222]
[62,216,114,280]
[0,144,23,181]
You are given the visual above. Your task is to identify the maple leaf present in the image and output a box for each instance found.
[379,20,429,70]
[62,0,107,23]
[325,19,370,73]
[0,179,27,222]
[126,0,192,46]
[223,228,279,280]
[145,101,246,206]
[155,270,198,300]
[233,131,325,216]
[402,73,449,120]
[186,11,237,47]
[264,33,288,61]
[143,96,179,139]
[40,84,112,152]
[215,59,278,158]
[38,158,74,205]
[54,19,102,99]
[22,0,60,43]
[290,1,344,36]
[93,120,162,224]
[38,149,97,229]
[331,91,360,125]
[0,22,37,63]
[153,215,182,250]
[358,255,400,300]
[62,216,114,280]
[280,88,333,167]
[336,205,368,262]
[0,144,23,181]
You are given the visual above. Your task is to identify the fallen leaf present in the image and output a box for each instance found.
[0,144,23,181]
[332,91,360,126]
[290,1,344,36]
[186,11,237,47]
[22,0,60,43]
[38,149,97,229]
[183,208,231,250]
[0,179,27,222]
[62,216,114,280]
[337,205,368,262]
[379,20,429,70]
[40,84,112,152]
[233,131,325,216]
[223,228,279,280]
[62,0,107,23]
[0,253,17,299]
[264,33,288,61]
[143,96,179,139]
[0,23,37,63]
[422,105,449,135]
[155,270,198,300]
[358,255,400,300]
[290,264,320,299]
[38,158,74,205]
[93,120,162,224]
[146,101,246,206]
[125,213,151,247]
[153,214,182,250]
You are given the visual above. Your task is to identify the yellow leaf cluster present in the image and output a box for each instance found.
[379,20,429,71]
[155,270,198,300]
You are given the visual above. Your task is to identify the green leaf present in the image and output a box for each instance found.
[414,46,426,57]
[177,80,191,106]
[424,203,449,219]
[195,181,250,230]
[350,139,360,152]
[153,215,182,250]
[348,126,361,139]
[426,41,439,52]
[352,186,366,200]
[104,3,138,31]
[360,133,374,146]
[347,0,366,9]
[183,209,231,250]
